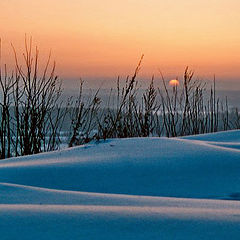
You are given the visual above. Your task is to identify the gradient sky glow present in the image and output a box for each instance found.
[1,0,240,89]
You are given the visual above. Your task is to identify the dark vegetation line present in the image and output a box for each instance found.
[0,39,239,159]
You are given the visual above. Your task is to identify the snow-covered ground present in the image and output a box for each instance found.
[0,130,240,239]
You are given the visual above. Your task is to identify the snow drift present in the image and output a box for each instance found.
[0,130,240,239]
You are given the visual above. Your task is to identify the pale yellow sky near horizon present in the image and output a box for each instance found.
[1,0,240,88]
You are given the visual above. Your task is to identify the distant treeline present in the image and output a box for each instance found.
[0,39,239,159]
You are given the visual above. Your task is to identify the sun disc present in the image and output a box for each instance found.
[169,79,179,87]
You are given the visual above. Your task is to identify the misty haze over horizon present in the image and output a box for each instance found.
[61,75,240,91]
[62,85,240,109]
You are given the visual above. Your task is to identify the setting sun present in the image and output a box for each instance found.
[169,79,179,87]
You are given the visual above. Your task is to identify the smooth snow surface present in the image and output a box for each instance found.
[1,130,240,239]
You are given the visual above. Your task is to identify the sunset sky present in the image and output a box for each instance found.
[1,0,240,89]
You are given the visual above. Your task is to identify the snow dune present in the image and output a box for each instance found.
[0,130,240,239]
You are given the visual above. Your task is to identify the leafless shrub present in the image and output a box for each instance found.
[0,38,81,157]
[0,39,16,158]
[0,38,239,159]
[157,68,229,137]
[68,79,101,147]
[96,55,146,139]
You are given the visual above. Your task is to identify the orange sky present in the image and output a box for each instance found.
[1,0,240,89]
